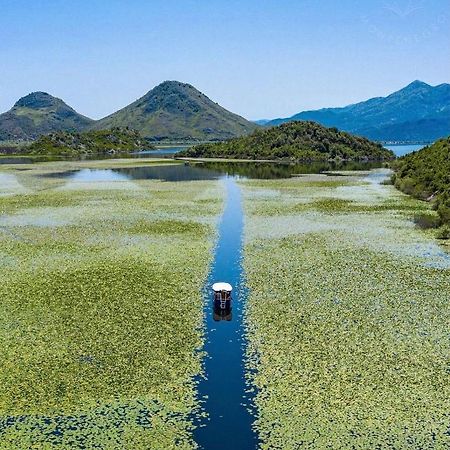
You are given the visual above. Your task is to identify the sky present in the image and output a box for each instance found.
[1,0,449,120]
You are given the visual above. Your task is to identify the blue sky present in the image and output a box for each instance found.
[1,0,449,119]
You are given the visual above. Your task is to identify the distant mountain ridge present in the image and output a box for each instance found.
[3,80,449,144]
[266,81,450,142]
[0,82,258,143]
[92,81,258,141]
[0,92,94,141]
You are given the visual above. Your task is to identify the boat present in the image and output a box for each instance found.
[212,282,232,310]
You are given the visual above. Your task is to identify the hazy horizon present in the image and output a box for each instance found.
[1,0,449,120]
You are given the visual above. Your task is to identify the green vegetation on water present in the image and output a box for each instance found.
[242,173,449,448]
[180,121,394,162]
[22,127,154,156]
[393,136,450,236]
[1,158,449,448]
[0,162,222,448]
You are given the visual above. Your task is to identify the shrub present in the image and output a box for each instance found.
[413,212,440,229]
[436,225,450,240]
[393,137,450,228]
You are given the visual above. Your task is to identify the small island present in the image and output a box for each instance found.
[179,121,395,161]
[16,127,154,157]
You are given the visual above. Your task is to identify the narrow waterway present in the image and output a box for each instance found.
[194,176,258,450]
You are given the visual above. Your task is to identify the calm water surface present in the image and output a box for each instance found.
[384,144,425,157]
[43,160,386,183]
[0,146,184,165]
[193,176,258,449]
[133,146,188,156]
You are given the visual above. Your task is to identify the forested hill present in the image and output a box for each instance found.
[393,137,450,228]
[180,121,394,161]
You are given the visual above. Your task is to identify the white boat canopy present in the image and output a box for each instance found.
[212,282,233,292]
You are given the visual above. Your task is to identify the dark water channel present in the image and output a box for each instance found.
[193,176,258,450]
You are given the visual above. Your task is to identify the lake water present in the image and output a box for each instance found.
[44,160,387,183]
[132,146,188,156]
[51,165,222,182]
[0,146,186,165]
[384,144,425,157]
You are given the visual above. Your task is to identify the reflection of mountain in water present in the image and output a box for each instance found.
[116,164,222,181]
[40,160,387,184]
[199,160,385,179]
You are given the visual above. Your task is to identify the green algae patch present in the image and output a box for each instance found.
[129,219,210,236]
[0,164,222,449]
[241,172,450,449]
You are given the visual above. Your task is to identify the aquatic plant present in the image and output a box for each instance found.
[242,172,450,448]
[0,164,222,448]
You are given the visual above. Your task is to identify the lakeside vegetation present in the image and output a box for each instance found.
[0,162,222,448]
[20,128,153,157]
[180,121,395,162]
[242,173,450,448]
[392,137,450,237]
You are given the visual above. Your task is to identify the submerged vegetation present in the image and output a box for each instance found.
[242,172,450,448]
[0,162,222,448]
[393,137,450,232]
[180,121,395,161]
[23,127,153,156]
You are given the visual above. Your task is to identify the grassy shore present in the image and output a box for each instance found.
[0,161,222,449]
[242,170,450,449]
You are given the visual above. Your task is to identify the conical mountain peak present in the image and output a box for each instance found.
[94,80,257,141]
[13,92,65,109]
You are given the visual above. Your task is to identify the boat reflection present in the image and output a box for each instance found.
[213,305,232,322]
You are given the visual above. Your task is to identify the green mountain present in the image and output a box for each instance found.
[25,128,152,156]
[0,92,94,141]
[266,81,450,142]
[393,137,450,228]
[92,81,258,142]
[180,121,394,161]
